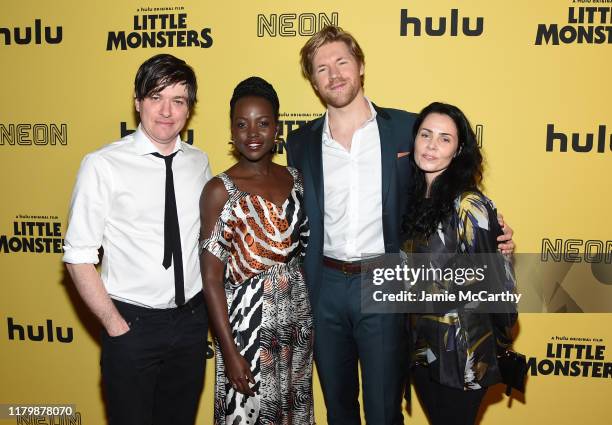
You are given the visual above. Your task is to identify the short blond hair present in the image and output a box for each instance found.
[300,25,365,85]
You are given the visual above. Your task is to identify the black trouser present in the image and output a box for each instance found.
[413,365,486,425]
[101,293,208,425]
[313,265,407,425]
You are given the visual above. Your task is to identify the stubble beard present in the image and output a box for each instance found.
[320,79,362,109]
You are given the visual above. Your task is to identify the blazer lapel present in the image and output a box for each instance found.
[375,105,394,208]
[307,118,325,214]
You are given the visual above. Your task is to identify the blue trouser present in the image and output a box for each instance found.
[313,265,407,425]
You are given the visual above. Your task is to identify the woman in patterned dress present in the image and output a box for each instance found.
[402,102,518,425]
[199,77,314,425]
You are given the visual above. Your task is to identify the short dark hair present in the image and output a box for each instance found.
[134,54,197,108]
[229,76,280,120]
[403,102,483,239]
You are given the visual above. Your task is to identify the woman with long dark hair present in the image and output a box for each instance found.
[403,102,517,425]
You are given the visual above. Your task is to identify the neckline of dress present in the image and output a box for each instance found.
[224,169,296,211]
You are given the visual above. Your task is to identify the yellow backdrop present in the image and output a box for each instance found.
[1,1,610,424]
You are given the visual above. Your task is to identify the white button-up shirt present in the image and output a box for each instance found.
[322,99,385,261]
[63,126,212,308]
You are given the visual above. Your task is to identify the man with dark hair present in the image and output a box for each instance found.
[286,26,514,425]
[134,53,198,108]
[63,54,211,425]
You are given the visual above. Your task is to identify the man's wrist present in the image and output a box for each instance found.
[105,316,129,337]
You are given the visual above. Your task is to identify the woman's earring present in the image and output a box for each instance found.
[271,133,284,153]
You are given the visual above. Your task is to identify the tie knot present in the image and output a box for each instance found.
[151,151,178,166]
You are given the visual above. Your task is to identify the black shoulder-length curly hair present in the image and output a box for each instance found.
[402,102,483,240]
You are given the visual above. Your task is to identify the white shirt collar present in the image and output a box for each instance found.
[133,124,183,156]
[322,97,378,146]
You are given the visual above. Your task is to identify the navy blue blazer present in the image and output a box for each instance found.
[286,104,417,306]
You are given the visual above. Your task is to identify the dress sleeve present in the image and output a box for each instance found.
[456,191,517,350]
[199,205,233,263]
[456,192,501,255]
[291,167,309,256]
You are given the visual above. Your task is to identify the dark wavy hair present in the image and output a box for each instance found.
[402,102,483,240]
[134,54,197,108]
[229,76,280,121]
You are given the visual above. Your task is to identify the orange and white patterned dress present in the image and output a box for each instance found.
[200,167,314,425]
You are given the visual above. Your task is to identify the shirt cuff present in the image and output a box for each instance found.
[62,244,100,264]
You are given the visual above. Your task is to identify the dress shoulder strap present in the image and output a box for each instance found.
[286,166,299,180]
[286,166,303,193]
[216,172,237,194]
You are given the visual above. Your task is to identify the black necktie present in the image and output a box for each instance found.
[152,151,185,306]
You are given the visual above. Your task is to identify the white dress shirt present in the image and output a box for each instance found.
[322,99,385,261]
[63,125,212,308]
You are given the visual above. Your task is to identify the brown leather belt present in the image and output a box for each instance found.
[322,256,385,275]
